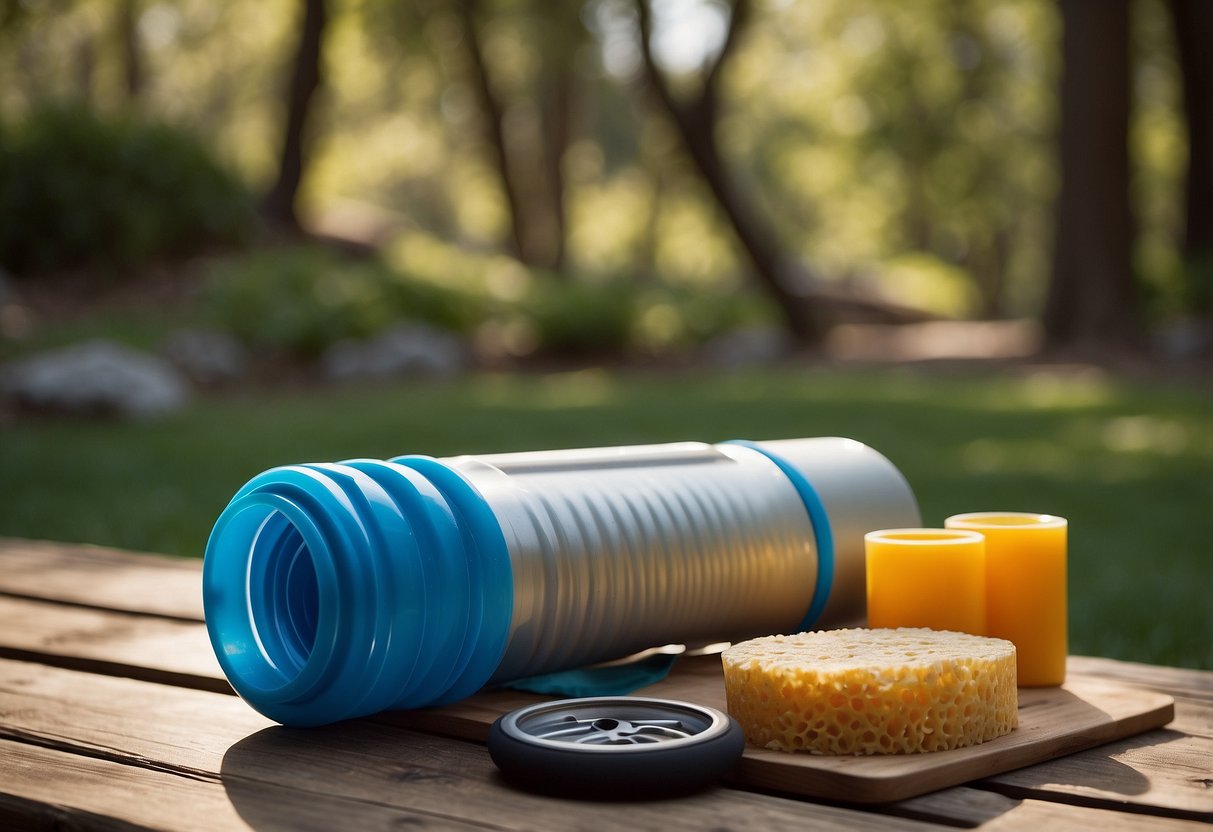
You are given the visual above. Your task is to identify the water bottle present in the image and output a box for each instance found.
[203,437,919,725]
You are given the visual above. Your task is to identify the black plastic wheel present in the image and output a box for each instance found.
[487,696,745,799]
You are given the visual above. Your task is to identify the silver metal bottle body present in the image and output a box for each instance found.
[449,442,820,682]
[444,438,920,683]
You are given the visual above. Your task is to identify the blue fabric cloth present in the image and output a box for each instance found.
[504,653,679,697]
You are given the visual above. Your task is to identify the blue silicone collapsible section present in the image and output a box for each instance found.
[202,458,513,727]
[726,440,835,630]
[389,455,514,706]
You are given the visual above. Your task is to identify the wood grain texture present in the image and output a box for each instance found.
[0,595,227,693]
[980,726,1213,821]
[1,539,1210,829]
[0,660,937,832]
[1,738,246,832]
[884,786,1025,828]
[885,786,1209,831]
[4,736,1202,832]
[0,739,496,832]
[0,538,203,621]
[1067,655,1213,704]
[0,657,269,773]
[976,799,1210,831]
[971,658,1212,820]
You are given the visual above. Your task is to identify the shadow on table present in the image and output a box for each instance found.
[984,683,1156,794]
[220,723,483,830]
[220,720,725,830]
[220,681,1173,828]
[987,726,1182,797]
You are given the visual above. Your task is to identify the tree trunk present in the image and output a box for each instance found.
[73,33,94,103]
[117,0,144,103]
[538,58,573,272]
[1168,0,1213,314]
[455,0,538,266]
[262,0,328,229]
[1044,0,1140,354]
[634,0,823,345]
[634,164,665,282]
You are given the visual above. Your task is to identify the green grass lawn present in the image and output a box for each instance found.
[2,365,1210,669]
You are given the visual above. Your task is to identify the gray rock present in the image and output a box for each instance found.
[699,325,794,368]
[1153,317,1213,360]
[162,327,249,383]
[322,323,469,382]
[1,339,190,419]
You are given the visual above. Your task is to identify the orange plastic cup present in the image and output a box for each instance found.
[946,512,1067,686]
[864,529,987,636]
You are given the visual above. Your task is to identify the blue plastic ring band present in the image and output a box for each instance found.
[726,440,835,630]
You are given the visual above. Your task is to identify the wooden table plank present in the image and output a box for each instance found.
[980,733,1213,822]
[0,655,982,830]
[1,539,1210,829]
[976,800,1208,830]
[887,788,1209,831]
[972,659,1213,822]
[0,657,267,773]
[4,739,1202,832]
[0,538,203,621]
[0,594,227,693]
[3,588,1199,817]
[0,739,498,832]
[0,659,942,831]
[1,739,238,832]
[1068,656,1213,704]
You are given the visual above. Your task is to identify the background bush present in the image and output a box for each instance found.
[0,105,254,276]
[203,248,484,357]
[204,246,777,360]
[521,275,639,357]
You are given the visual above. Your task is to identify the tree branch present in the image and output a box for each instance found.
[631,0,823,344]
[262,0,328,228]
[636,0,684,125]
[454,0,533,264]
[699,0,749,118]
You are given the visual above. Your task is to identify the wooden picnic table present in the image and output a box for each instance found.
[0,537,1209,830]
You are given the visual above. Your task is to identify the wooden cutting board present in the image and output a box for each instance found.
[385,654,1175,803]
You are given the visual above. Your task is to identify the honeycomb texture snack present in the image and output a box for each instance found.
[722,628,1018,755]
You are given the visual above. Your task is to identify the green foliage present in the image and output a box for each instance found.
[0,1,1195,320]
[203,242,775,359]
[735,1,1060,315]
[880,253,981,318]
[498,271,780,357]
[522,275,639,356]
[202,248,482,357]
[633,282,778,352]
[0,105,255,275]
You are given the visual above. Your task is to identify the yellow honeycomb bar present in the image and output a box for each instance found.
[721,628,1018,755]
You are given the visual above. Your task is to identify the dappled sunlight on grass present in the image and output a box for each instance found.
[952,368,1119,413]
[960,438,1083,479]
[472,369,620,410]
[958,433,1200,485]
[1100,415,1195,455]
[1018,369,1118,409]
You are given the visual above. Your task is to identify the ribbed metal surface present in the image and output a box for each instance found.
[449,443,818,682]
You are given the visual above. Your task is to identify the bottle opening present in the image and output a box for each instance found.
[253,511,320,675]
[206,497,332,696]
